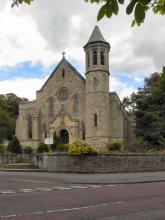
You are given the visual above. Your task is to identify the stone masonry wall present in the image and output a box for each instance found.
[33,154,165,173]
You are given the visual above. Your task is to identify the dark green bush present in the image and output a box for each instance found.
[37,142,49,153]
[56,143,69,152]
[127,138,153,152]
[7,135,22,154]
[107,142,122,151]
[0,144,4,153]
[24,146,33,154]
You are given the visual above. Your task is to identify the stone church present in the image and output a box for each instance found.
[16,26,132,151]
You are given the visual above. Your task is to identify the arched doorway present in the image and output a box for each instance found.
[59,129,69,144]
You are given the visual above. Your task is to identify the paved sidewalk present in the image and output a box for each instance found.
[1,171,165,184]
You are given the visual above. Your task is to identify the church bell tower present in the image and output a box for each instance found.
[84,26,111,150]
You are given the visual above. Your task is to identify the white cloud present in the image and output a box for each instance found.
[0,77,48,100]
[0,74,137,101]
[110,77,137,100]
[0,2,57,68]
[0,0,164,97]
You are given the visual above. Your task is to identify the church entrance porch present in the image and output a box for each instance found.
[59,129,69,144]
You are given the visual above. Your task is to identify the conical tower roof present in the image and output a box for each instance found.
[84,26,110,48]
[88,26,106,43]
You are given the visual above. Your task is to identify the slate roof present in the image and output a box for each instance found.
[88,26,106,43]
[84,26,110,48]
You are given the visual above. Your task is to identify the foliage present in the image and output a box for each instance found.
[0,144,5,153]
[85,0,165,26]
[0,93,28,142]
[53,131,61,146]
[127,138,149,152]
[37,142,49,153]
[68,140,98,156]
[56,143,69,152]
[24,146,33,154]
[0,107,15,142]
[7,135,22,154]
[10,0,165,26]
[11,0,33,7]
[51,131,62,152]
[107,141,122,151]
[123,67,165,149]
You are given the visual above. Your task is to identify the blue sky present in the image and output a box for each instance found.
[0,0,164,100]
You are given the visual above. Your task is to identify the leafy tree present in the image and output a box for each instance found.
[0,107,15,142]
[123,67,165,148]
[85,0,165,26]
[7,135,22,154]
[0,93,28,142]
[11,0,165,26]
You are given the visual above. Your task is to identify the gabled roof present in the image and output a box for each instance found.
[38,57,85,92]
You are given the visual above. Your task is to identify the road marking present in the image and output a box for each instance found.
[58,187,71,190]
[0,184,117,195]
[53,186,71,190]
[70,185,87,189]
[0,215,17,218]
[19,189,35,193]
[0,190,16,194]
[36,187,53,191]
[106,184,116,187]
[33,211,44,215]
[0,201,123,218]
[90,185,102,188]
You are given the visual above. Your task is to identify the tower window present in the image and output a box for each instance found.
[100,51,105,65]
[93,51,97,65]
[94,113,98,127]
[93,77,98,90]
[73,95,79,113]
[28,115,32,139]
[62,69,65,78]
[49,97,55,117]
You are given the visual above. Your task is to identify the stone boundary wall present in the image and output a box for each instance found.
[32,153,165,173]
[0,154,32,164]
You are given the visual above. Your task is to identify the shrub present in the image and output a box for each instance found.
[56,143,69,152]
[7,135,22,154]
[24,146,33,155]
[68,140,98,156]
[127,138,151,152]
[107,142,122,151]
[37,142,49,153]
[0,144,4,153]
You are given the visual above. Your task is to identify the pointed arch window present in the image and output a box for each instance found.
[49,97,55,117]
[94,113,98,127]
[28,115,32,139]
[100,51,105,65]
[62,69,65,78]
[93,51,97,65]
[73,95,79,113]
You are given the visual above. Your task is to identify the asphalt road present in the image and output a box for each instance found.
[0,172,165,219]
